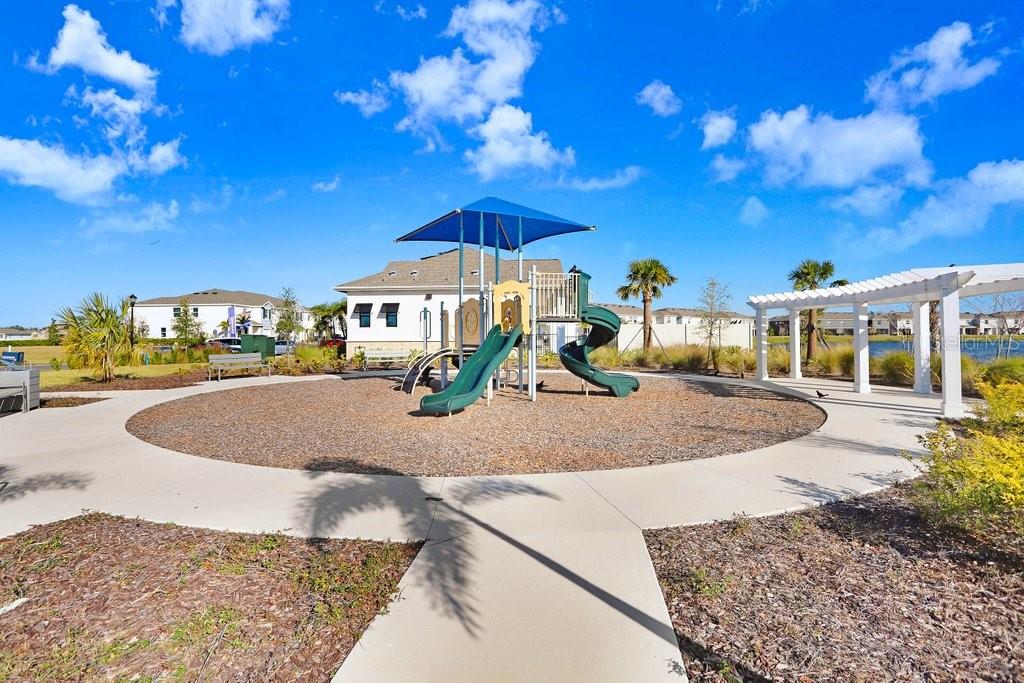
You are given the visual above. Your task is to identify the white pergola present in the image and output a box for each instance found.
[748,263,1024,418]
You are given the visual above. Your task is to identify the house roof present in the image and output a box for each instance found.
[656,307,754,320]
[335,248,563,291]
[596,303,643,316]
[136,289,296,307]
[0,327,33,335]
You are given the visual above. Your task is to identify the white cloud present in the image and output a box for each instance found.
[867,159,1024,250]
[748,104,931,189]
[153,0,176,28]
[396,3,428,20]
[866,21,1000,110]
[0,136,124,203]
[830,184,904,217]
[335,79,391,117]
[173,0,290,56]
[709,154,746,182]
[635,79,682,117]
[143,138,186,174]
[739,195,769,226]
[312,174,340,192]
[464,104,574,180]
[80,199,179,237]
[699,109,736,149]
[189,184,234,213]
[30,4,158,95]
[560,165,642,192]
[262,187,287,202]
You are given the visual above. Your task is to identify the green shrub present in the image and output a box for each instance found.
[667,345,707,372]
[930,353,983,394]
[717,346,755,375]
[984,357,1024,385]
[877,350,915,386]
[48,357,62,371]
[808,345,853,376]
[767,346,790,375]
[912,382,1024,535]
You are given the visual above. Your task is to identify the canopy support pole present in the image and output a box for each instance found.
[755,307,769,380]
[939,278,964,418]
[530,265,538,401]
[853,303,870,394]
[458,212,465,369]
[517,216,523,282]
[479,212,485,345]
[517,215,523,394]
[495,218,501,286]
[788,308,801,379]
[911,301,931,394]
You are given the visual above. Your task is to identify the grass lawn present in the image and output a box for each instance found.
[0,514,419,681]
[41,363,202,389]
[3,345,63,365]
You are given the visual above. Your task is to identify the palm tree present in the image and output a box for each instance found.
[59,293,139,382]
[616,258,678,350]
[310,299,348,340]
[787,259,849,361]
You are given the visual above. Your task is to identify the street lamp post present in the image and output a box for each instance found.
[128,294,138,347]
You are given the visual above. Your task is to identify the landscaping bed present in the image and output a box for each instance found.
[45,368,210,391]
[0,514,418,681]
[645,486,1024,681]
[125,373,824,476]
[39,396,108,408]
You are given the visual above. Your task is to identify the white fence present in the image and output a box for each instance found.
[617,320,753,352]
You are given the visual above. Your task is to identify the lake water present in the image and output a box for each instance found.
[864,339,1023,362]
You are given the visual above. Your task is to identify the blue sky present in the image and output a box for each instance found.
[2,0,1022,326]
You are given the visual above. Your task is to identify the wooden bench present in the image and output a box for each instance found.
[207,353,271,381]
[0,369,39,413]
[361,349,411,371]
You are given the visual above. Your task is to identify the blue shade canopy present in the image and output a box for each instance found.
[395,196,595,250]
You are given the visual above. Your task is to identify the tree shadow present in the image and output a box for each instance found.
[776,471,901,505]
[296,465,559,637]
[0,464,92,504]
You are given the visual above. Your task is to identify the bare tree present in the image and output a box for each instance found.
[697,277,733,364]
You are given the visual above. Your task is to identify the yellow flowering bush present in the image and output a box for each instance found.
[913,382,1024,534]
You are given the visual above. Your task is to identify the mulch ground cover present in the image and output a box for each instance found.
[645,485,1024,682]
[0,514,419,682]
[39,397,109,408]
[126,373,825,476]
[46,370,212,392]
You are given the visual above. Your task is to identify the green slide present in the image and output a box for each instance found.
[420,324,523,415]
[558,273,640,398]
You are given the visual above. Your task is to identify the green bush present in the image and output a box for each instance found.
[984,357,1024,385]
[912,382,1024,535]
[808,345,853,377]
[877,350,915,386]
[930,353,983,394]
[667,345,707,372]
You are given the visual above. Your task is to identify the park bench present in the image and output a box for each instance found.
[361,349,411,371]
[0,368,39,413]
[207,352,272,381]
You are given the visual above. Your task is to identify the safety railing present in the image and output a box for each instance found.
[533,272,580,321]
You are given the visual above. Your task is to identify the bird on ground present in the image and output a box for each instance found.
[816,390,829,398]
[535,380,545,391]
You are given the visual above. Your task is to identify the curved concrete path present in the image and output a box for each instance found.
[0,372,938,681]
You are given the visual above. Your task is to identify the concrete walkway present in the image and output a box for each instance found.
[0,373,939,681]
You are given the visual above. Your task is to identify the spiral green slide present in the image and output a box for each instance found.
[419,324,523,415]
[558,273,640,398]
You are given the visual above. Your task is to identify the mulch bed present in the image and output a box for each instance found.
[39,397,109,408]
[126,373,825,476]
[47,369,211,392]
[0,514,419,682]
[645,486,1024,681]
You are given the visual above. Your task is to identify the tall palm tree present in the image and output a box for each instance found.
[59,293,139,382]
[787,259,849,361]
[616,258,678,350]
[310,299,348,339]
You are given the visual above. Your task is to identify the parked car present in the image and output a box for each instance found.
[210,337,242,353]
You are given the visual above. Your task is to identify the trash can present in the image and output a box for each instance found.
[241,335,275,358]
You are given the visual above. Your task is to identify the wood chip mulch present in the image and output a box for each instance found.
[0,514,419,682]
[39,397,109,408]
[645,486,1024,682]
[125,374,825,476]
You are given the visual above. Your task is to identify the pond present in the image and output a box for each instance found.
[863,339,1021,362]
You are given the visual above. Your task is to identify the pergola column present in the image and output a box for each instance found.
[911,301,932,394]
[939,284,964,418]
[853,303,870,394]
[755,307,769,380]
[788,308,801,379]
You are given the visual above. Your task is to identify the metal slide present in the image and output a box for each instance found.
[401,347,455,395]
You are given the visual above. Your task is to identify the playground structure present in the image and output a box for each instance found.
[395,197,639,415]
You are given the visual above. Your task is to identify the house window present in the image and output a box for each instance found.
[355,304,372,328]
[262,307,272,320]
[172,307,181,317]
[160,327,167,338]
[383,303,399,328]
[192,307,199,316]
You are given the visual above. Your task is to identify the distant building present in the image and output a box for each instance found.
[770,310,1022,336]
[596,305,754,350]
[0,328,33,341]
[133,289,313,340]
